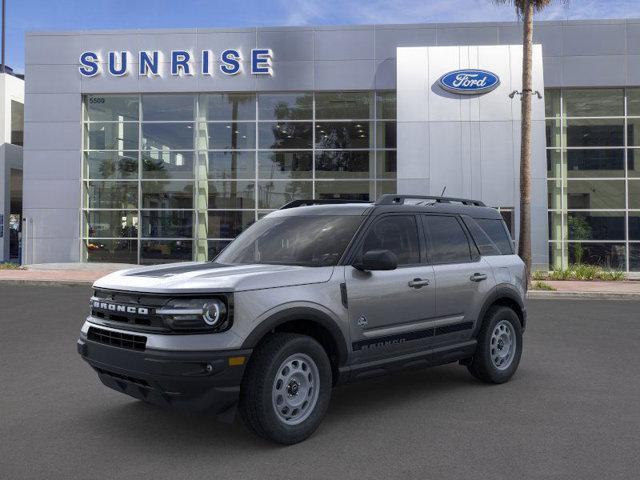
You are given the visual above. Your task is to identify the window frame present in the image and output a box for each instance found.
[347,213,425,268]
[421,213,480,265]
[545,87,639,272]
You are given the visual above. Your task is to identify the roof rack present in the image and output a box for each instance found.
[279,199,372,210]
[376,194,486,207]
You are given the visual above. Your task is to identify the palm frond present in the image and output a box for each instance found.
[531,0,554,11]
[491,0,558,14]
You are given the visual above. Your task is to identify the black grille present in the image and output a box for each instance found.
[88,326,147,351]
[91,309,162,328]
[91,290,169,331]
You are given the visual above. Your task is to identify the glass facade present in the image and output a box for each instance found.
[82,92,397,264]
[546,88,640,272]
[11,100,24,146]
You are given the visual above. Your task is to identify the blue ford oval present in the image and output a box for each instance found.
[439,69,500,95]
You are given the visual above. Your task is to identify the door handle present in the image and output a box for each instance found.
[408,278,430,288]
[470,273,488,282]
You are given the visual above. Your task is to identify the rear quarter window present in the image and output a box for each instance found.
[474,218,514,255]
[463,216,501,256]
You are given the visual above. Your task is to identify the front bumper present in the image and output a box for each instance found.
[77,334,251,418]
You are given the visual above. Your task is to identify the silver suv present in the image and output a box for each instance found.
[78,194,527,444]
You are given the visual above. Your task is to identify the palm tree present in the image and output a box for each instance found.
[493,0,554,281]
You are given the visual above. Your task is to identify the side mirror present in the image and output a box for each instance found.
[355,249,398,271]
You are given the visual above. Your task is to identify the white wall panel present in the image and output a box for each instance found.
[397,44,547,268]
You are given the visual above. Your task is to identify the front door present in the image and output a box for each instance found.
[345,214,436,362]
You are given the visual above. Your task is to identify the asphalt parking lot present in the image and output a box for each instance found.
[1,285,639,480]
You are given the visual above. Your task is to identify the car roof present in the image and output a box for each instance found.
[270,196,503,220]
[373,202,503,219]
[270,203,374,217]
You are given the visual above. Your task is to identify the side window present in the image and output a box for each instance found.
[360,215,420,266]
[476,218,514,255]
[423,215,472,264]
[462,215,501,256]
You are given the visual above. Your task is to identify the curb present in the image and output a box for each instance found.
[0,279,94,287]
[528,291,640,301]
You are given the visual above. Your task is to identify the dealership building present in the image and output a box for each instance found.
[20,18,640,272]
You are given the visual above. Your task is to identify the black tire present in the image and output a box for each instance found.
[467,306,523,384]
[239,333,332,444]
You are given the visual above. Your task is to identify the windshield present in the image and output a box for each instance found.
[215,215,364,267]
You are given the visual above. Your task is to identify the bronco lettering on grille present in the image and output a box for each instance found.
[92,301,149,315]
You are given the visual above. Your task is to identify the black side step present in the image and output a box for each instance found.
[336,340,477,384]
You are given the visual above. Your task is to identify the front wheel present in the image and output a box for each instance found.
[467,306,523,384]
[239,333,332,444]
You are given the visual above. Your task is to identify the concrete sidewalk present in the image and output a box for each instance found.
[0,263,134,286]
[529,280,640,300]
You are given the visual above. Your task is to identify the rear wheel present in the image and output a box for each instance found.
[467,306,522,384]
[239,333,332,444]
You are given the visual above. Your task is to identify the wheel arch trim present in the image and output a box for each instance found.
[241,306,349,366]
[475,284,526,334]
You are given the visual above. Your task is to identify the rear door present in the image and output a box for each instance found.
[345,214,436,362]
[422,214,494,345]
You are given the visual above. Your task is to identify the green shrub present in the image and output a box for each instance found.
[545,265,625,281]
[531,270,548,281]
[596,270,626,281]
[532,281,556,291]
[549,268,571,281]
[573,264,598,281]
[567,216,592,265]
[0,262,21,270]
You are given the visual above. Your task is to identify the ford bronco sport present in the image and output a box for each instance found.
[78,194,527,444]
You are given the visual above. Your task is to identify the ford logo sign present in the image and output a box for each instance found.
[438,69,500,95]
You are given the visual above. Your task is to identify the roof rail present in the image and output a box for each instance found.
[279,199,372,210]
[376,194,486,207]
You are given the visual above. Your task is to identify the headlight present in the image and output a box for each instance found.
[203,300,225,326]
[157,297,230,332]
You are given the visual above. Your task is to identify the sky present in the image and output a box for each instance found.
[5,0,640,73]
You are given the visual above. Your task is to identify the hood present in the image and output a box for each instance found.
[93,261,335,294]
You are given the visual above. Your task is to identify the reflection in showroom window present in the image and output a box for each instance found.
[315,122,370,149]
[81,92,396,264]
[259,122,312,150]
[315,151,371,179]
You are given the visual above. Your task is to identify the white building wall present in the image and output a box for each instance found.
[396,45,548,270]
[0,74,24,143]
